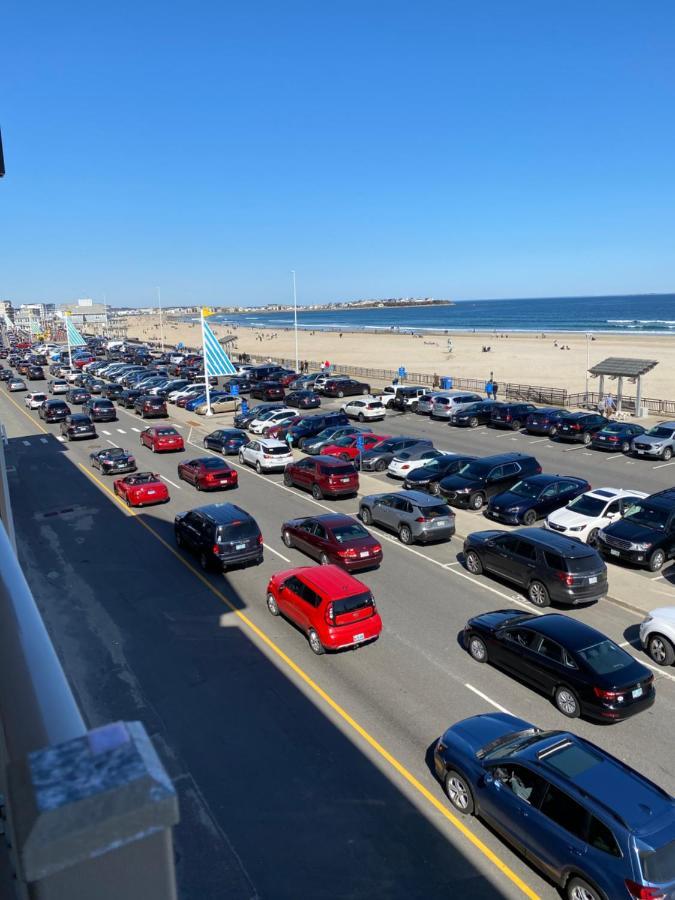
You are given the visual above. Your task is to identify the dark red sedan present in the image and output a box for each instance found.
[250,381,285,401]
[113,472,169,507]
[140,426,185,452]
[177,457,238,491]
[281,514,382,571]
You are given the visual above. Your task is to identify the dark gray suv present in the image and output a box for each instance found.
[360,436,432,473]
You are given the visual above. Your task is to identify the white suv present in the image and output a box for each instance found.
[341,397,386,421]
[239,438,294,473]
[640,608,675,666]
[249,407,295,434]
[545,487,648,545]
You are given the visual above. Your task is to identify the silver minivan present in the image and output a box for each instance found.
[430,391,483,420]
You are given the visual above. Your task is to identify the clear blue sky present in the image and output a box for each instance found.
[2,1,674,307]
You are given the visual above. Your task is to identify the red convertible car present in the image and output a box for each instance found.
[140,425,185,452]
[321,433,388,461]
[113,472,169,507]
[177,457,238,491]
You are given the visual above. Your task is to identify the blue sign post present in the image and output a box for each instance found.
[398,366,407,383]
[229,384,239,396]
[356,433,365,470]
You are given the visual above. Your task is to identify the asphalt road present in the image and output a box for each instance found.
[2,380,674,900]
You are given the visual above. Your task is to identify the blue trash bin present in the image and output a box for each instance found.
[440,376,453,389]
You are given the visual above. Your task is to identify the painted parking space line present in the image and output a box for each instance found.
[159,474,181,489]
[101,429,111,435]
[604,455,623,462]
[653,460,675,469]
[264,543,291,563]
[56,435,66,442]
[464,684,513,716]
[529,438,548,444]
[131,427,141,432]
[117,428,127,434]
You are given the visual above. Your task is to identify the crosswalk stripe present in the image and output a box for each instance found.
[101,430,111,435]
[117,428,126,434]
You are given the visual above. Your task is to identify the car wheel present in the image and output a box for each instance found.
[297,438,306,450]
[399,524,413,545]
[566,876,603,900]
[125,494,131,507]
[255,461,262,474]
[648,548,666,572]
[337,391,344,398]
[582,432,591,445]
[587,528,599,547]
[522,509,537,526]
[469,493,484,511]
[469,417,479,428]
[375,459,387,472]
[360,506,372,525]
[555,685,580,718]
[444,770,474,815]
[283,471,293,486]
[175,530,183,547]
[196,481,202,491]
[429,481,440,495]
[647,633,675,667]
[266,593,280,616]
[358,412,365,422]
[311,484,323,500]
[468,634,488,663]
[282,530,293,548]
[465,550,483,574]
[511,419,521,431]
[238,452,244,463]
[621,440,630,453]
[549,426,558,438]
[662,446,673,461]
[308,629,325,655]
[320,552,330,565]
[528,580,551,607]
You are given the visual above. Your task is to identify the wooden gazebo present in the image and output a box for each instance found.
[588,357,658,414]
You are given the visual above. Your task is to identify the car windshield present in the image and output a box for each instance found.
[418,459,444,473]
[201,458,227,469]
[418,504,451,519]
[478,729,555,761]
[264,445,291,456]
[623,502,669,531]
[566,494,607,517]
[128,473,156,484]
[646,426,675,438]
[510,480,543,499]
[457,460,491,480]
[640,841,675,884]
[105,449,127,458]
[577,640,634,674]
[332,523,369,542]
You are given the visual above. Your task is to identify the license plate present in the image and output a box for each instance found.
[598,436,606,441]
[341,477,350,483]
[219,479,229,484]
[637,450,644,455]
[353,633,365,643]
[235,543,245,550]
[147,489,156,495]
[588,575,597,584]
[632,686,643,699]
[359,551,369,557]
[610,549,620,556]
[435,520,445,526]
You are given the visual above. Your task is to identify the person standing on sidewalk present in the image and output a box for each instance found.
[492,380,499,401]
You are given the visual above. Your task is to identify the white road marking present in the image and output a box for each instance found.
[131,427,141,432]
[529,438,548,444]
[159,475,181,489]
[650,573,666,580]
[653,460,675,469]
[642,659,675,683]
[604,454,623,461]
[264,543,291,563]
[22,440,30,446]
[56,436,66,442]
[101,430,111,435]
[464,684,513,715]
[106,439,118,447]
[117,428,126,434]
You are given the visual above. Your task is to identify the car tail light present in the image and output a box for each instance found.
[625,881,667,900]
[535,465,542,473]
[338,547,359,558]
[257,533,264,545]
[415,516,429,523]
[401,464,410,470]
[593,686,623,701]
[212,544,220,555]
[571,423,581,430]
[555,571,574,586]
[373,544,381,553]
[505,414,512,421]
[325,602,335,625]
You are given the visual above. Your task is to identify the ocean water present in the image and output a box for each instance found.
[211,293,675,335]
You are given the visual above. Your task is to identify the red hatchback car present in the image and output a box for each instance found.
[266,565,382,654]
[321,433,389,462]
[113,472,169,507]
[281,514,382,571]
[140,425,185,452]
[283,455,359,500]
[177,457,238,491]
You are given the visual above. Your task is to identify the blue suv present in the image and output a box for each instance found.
[434,713,675,900]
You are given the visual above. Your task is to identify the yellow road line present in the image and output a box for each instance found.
[2,392,50,434]
[79,461,539,899]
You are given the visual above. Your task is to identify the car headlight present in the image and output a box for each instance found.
[567,525,585,532]
[455,487,471,493]
[631,541,653,551]
[650,443,662,449]
[642,616,652,625]
[506,506,521,513]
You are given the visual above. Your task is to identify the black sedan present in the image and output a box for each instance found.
[463,609,655,721]
[449,401,504,428]
[591,421,646,452]
[60,414,97,441]
[203,428,248,454]
[66,388,91,404]
[402,454,477,494]
[322,378,370,398]
[89,447,137,475]
[285,389,321,409]
[524,407,572,436]
[485,474,591,526]
[555,412,609,444]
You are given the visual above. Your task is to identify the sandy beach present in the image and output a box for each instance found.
[125,315,675,401]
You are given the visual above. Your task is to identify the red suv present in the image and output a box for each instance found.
[283,455,359,500]
[266,565,383,654]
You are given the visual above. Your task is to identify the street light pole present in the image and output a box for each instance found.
[291,270,299,372]
[585,332,592,401]
[157,286,164,352]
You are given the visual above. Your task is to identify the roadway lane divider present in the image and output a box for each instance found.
[77,460,539,900]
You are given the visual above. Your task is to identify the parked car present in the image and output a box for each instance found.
[139,425,185,453]
[250,381,285,401]
[378,384,431,410]
[174,502,263,571]
[103,383,125,400]
[118,388,144,408]
[631,421,675,461]
[89,447,137,474]
[591,421,646,452]
[239,438,294,473]
[555,412,610,444]
[302,424,365,455]
[430,391,484,420]
[341,397,386,421]
[596,488,675,571]
[360,490,455,544]
[287,411,350,448]
[177,457,238,491]
[133,395,168,418]
[202,428,248,455]
[321,377,370,398]
[65,387,91,405]
[449,400,504,428]
[59,413,97,441]
[388,446,447,479]
[321,433,386,462]
[415,391,453,415]
[233,401,285,429]
[640,607,675,666]
[195,394,241,415]
[284,455,359,500]
[485,474,591,526]
[463,609,654,720]
[113,472,169,507]
[24,391,48,409]
[82,398,117,422]
[281,514,382,570]
[402,453,477,494]
[265,416,303,440]
[27,365,44,380]
[360,435,432,472]
[48,379,69,395]
[249,364,284,382]
[489,402,537,430]
[284,389,320,409]
[39,399,71,422]
[248,407,296,435]
[546,487,648,546]
[265,565,382,654]
[463,527,607,607]
[440,453,542,511]
[434,713,675,900]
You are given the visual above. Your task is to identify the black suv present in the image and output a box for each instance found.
[82,398,117,422]
[174,503,263,572]
[556,412,609,444]
[439,453,542,511]
[596,489,675,572]
[360,436,433,472]
[489,403,537,430]
[39,399,71,422]
[463,528,608,607]
[287,411,349,448]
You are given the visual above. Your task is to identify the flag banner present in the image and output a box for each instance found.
[3,313,14,330]
[202,307,215,318]
[66,317,86,347]
[203,320,237,376]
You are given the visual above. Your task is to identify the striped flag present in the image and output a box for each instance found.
[202,318,237,376]
[65,316,86,347]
